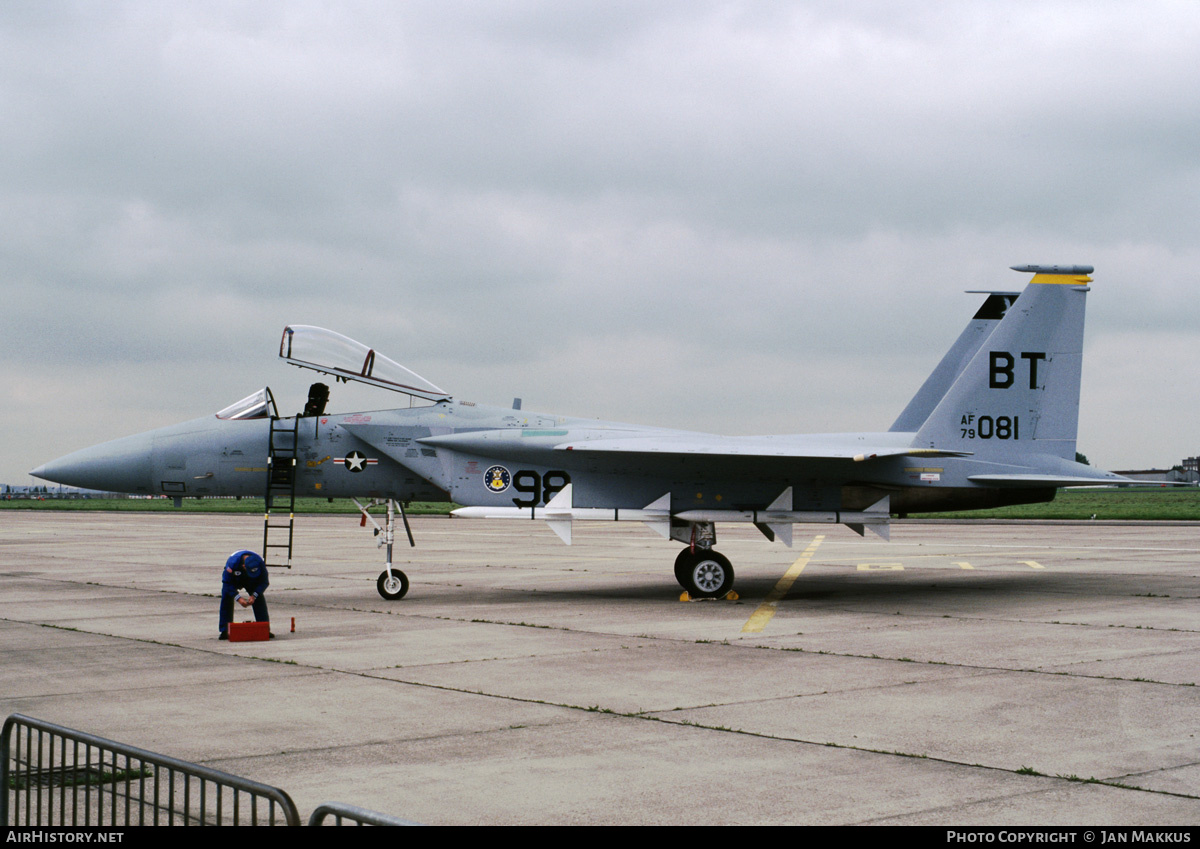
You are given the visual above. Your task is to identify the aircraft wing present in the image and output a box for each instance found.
[556,435,970,462]
[417,431,969,465]
[418,430,969,483]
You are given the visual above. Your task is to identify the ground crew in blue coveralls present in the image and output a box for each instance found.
[219,550,272,640]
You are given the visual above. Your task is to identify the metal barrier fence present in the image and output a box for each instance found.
[2,715,420,826]
[2,714,300,826]
[308,802,422,826]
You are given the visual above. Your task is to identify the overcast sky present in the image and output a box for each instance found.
[3,0,1198,486]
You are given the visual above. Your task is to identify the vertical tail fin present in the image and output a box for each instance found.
[913,266,1093,461]
[890,291,1020,432]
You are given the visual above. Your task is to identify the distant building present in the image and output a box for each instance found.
[1113,469,1177,483]
[0,484,108,499]
[1114,456,1199,484]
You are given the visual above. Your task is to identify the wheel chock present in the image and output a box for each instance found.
[678,590,740,602]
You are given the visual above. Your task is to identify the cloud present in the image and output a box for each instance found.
[3,0,1198,481]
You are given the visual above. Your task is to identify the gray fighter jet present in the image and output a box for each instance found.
[32,265,1133,600]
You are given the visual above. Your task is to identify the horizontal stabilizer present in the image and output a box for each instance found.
[968,473,1145,487]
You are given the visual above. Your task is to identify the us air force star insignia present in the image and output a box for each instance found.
[343,451,368,472]
[484,465,511,493]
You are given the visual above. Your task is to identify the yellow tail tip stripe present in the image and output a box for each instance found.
[1030,273,1093,285]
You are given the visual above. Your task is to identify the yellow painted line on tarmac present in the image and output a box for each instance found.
[741,535,825,633]
[954,561,974,570]
[1021,560,1045,570]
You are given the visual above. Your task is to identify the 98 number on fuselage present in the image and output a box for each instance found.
[511,470,571,508]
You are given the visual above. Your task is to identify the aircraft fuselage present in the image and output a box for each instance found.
[35,399,1056,516]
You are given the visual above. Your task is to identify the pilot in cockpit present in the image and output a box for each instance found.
[303,383,329,417]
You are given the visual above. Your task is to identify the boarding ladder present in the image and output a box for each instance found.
[263,416,299,569]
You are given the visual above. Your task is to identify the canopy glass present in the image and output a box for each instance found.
[215,387,278,420]
[279,326,450,402]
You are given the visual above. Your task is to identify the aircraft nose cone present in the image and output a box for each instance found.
[31,432,155,494]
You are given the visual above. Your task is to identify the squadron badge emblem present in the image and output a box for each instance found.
[483,465,511,493]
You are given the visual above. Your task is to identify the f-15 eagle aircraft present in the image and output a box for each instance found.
[33,265,1133,600]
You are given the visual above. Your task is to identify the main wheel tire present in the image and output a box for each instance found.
[674,548,694,589]
[377,568,409,600]
[679,550,734,598]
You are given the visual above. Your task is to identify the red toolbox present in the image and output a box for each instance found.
[228,621,270,642]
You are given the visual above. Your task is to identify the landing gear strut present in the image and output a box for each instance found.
[355,497,414,600]
[674,548,735,598]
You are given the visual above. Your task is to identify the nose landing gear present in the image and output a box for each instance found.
[377,567,410,600]
[355,497,416,600]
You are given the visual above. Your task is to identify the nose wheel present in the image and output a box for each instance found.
[377,568,409,600]
[674,548,735,598]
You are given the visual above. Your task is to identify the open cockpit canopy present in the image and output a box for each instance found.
[279,325,450,402]
[216,387,278,420]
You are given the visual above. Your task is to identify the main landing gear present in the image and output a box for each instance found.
[674,547,735,599]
